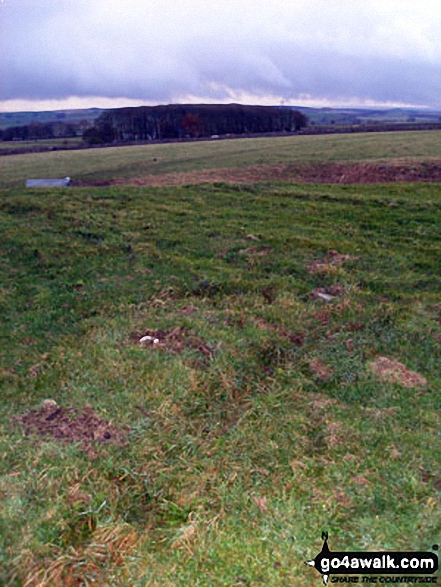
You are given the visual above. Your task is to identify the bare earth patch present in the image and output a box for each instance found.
[369,356,427,388]
[421,470,441,492]
[15,403,129,457]
[132,326,215,362]
[82,160,441,187]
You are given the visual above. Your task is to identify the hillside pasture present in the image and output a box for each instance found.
[2,130,441,189]
[1,174,441,585]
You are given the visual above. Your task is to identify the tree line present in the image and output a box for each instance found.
[0,120,90,141]
[83,104,308,144]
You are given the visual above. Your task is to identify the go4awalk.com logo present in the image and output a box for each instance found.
[305,532,439,585]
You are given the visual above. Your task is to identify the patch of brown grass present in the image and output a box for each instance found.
[238,245,272,258]
[369,356,427,388]
[308,358,332,382]
[170,513,200,555]
[19,524,137,587]
[81,159,441,187]
[252,316,305,346]
[363,406,400,420]
[308,250,359,274]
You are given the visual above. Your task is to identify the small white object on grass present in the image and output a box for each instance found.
[315,292,334,302]
[139,335,153,342]
[41,399,58,409]
[153,338,159,344]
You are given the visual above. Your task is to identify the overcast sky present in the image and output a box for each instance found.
[1,0,441,112]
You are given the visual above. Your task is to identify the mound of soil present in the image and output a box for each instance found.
[15,403,129,457]
[132,326,215,362]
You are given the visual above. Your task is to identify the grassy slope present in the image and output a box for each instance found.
[2,130,441,188]
[1,179,440,585]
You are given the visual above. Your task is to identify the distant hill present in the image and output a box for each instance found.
[0,108,103,130]
[292,106,441,126]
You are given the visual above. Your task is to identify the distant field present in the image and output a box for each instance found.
[1,180,440,585]
[0,137,82,153]
[2,130,441,188]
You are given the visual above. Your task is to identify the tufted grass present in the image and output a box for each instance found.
[0,180,440,585]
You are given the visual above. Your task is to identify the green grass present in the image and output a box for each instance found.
[0,137,82,153]
[1,180,440,585]
[2,130,441,188]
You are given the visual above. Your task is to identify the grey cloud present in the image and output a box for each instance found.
[1,0,441,107]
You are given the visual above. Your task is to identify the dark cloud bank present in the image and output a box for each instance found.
[2,1,440,108]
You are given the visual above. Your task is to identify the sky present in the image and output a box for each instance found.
[1,0,441,113]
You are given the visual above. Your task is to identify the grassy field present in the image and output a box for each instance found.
[0,138,82,154]
[2,130,441,188]
[1,135,441,585]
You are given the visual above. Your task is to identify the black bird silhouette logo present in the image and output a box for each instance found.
[305,531,331,585]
